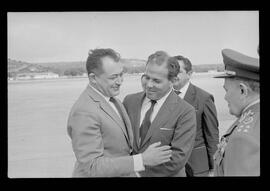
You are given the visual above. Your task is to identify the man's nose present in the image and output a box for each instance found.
[115,75,123,85]
[224,93,228,101]
[146,80,154,88]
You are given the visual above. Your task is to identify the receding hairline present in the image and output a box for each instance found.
[86,48,121,76]
[93,55,121,75]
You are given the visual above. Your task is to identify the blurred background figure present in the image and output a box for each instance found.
[173,55,219,177]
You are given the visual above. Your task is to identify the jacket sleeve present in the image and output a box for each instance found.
[202,95,219,169]
[224,132,260,176]
[68,110,134,177]
[169,107,197,175]
[146,106,197,176]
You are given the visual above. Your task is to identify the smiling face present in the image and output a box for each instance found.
[142,62,172,100]
[93,56,124,97]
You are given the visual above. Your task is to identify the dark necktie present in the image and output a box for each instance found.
[109,97,126,126]
[174,89,181,95]
[140,100,157,144]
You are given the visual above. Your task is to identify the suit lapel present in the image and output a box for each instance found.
[140,91,177,147]
[184,83,195,105]
[133,92,145,150]
[116,98,134,147]
[223,102,260,138]
[100,101,131,142]
[86,85,130,145]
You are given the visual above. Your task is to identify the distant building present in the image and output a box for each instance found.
[82,73,88,77]
[208,70,218,73]
[16,72,59,80]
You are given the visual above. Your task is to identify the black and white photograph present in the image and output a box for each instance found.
[7,11,259,178]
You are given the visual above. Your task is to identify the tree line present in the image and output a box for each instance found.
[8,58,224,78]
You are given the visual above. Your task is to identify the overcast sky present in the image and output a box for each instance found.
[8,11,259,65]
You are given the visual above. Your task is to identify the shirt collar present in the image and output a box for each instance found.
[242,98,260,113]
[173,81,190,98]
[143,87,172,106]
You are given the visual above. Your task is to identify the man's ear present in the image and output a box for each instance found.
[172,76,179,84]
[88,73,96,84]
[239,82,249,96]
[187,70,193,77]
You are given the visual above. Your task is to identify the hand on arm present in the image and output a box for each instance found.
[141,142,172,166]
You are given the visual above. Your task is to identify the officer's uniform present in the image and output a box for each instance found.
[213,49,260,176]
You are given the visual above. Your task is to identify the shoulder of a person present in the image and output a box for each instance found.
[191,83,212,99]
[69,97,100,120]
[227,114,259,153]
[123,91,143,102]
[176,96,196,113]
[228,128,259,155]
[232,111,259,141]
[72,90,95,109]
[190,83,213,102]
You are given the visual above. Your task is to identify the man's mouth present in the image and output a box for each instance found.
[147,89,156,94]
[113,86,120,90]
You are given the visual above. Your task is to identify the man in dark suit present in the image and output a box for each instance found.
[67,48,172,177]
[123,51,196,177]
[173,55,219,177]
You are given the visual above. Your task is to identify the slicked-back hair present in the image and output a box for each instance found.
[147,51,180,81]
[174,55,192,72]
[86,48,120,75]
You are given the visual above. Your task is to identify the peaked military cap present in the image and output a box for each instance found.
[214,49,259,81]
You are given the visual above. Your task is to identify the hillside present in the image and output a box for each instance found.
[8,58,52,77]
[8,58,147,77]
[8,58,224,78]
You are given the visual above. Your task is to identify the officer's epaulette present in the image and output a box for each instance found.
[235,109,255,133]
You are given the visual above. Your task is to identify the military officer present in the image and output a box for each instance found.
[213,48,260,176]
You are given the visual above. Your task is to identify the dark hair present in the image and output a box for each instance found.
[174,55,192,72]
[147,51,180,81]
[86,48,120,75]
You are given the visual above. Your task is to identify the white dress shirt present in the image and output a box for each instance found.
[174,81,190,99]
[90,84,122,119]
[140,88,173,126]
[90,84,145,175]
[135,88,173,177]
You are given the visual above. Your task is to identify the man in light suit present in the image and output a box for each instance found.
[173,55,219,177]
[67,48,172,177]
[123,51,196,177]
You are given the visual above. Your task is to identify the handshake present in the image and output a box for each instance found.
[141,142,172,166]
